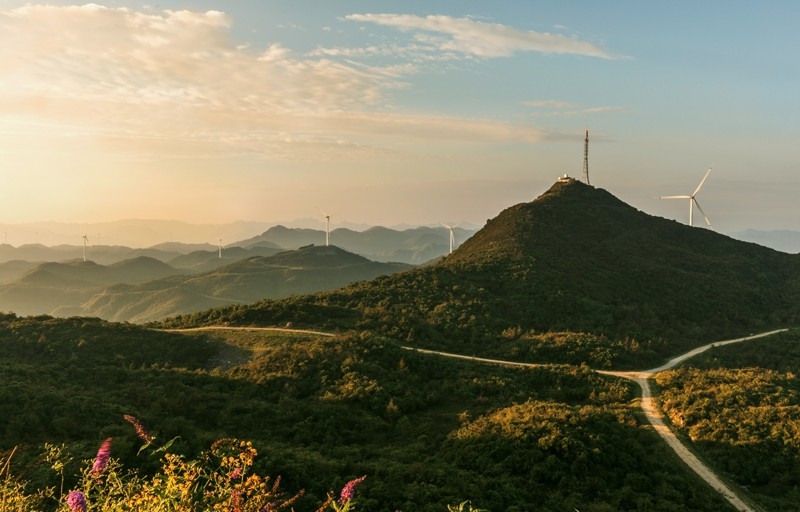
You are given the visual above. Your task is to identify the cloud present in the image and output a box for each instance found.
[523,100,578,109]
[344,13,621,59]
[0,5,417,159]
[0,5,583,166]
[524,99,629,118]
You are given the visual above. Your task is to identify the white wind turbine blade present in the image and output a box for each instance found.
[659,195,691,199]
[692,165,713,197]
[693,198,713,229]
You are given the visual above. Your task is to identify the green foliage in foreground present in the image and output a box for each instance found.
[655,329,800,511]
[1,313,735,510]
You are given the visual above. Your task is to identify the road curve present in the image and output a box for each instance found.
[161,325,336,337]
[406,329,788,512]
[166,325,787,511]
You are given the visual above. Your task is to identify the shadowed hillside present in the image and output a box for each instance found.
[0,257,180,316]
[80,245,412,323]
[161,179,800,367]
[240,224,475,264]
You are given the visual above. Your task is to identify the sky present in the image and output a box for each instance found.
[0,1,798,239]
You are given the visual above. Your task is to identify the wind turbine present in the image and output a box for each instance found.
[660,165,713,228]
[82,235,89,262]
[318,208,336,246]
[441,223,459,255]
[218,238,223,259]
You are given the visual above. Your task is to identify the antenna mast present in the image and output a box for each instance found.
[582,128,590,185]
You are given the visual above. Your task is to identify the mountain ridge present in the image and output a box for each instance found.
[165,178,800,366]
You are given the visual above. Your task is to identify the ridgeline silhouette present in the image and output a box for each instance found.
[162,178,800,366]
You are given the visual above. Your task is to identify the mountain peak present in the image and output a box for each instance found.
[442,178,633,267]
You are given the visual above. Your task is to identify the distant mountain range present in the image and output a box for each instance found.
[0,224,476,266]
[77,245,410,323]
[730,229,800,254]
[240,224,475,264]
[0,218,479,249]
[0,223,478,322]
[0,245,411,322]
[172,178,800,365]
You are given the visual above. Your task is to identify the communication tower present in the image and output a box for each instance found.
[582,129,590,185]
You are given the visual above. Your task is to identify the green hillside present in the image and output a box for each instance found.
[240,224,475,264]
[80,245,412,323]
[653,330,800,510]
[0,257,180,317]
[0,314,736,511]
[160,179,800,368]
[4,179,800,510]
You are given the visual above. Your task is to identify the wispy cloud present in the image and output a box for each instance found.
[0,5,558,162]
[524,99,629,118]
[344,13,622,59]
[523,100,579,109]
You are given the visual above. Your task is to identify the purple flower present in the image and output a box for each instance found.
[91,438,112,477]
[229,466,243,480]
[123,414,153,443]
[339,475,366,504]
[66,490,87,512]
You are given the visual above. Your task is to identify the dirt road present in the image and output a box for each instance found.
[170,324,787,510]
[407,329,788,512]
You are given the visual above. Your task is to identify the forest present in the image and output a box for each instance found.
[0,313,745,511]
[5,181,800,510]
[655,330,800,511]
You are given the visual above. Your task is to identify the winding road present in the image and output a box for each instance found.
[404,329,788,512]
[172,324,788,511]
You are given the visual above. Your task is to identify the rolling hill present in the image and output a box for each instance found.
[78,245,412,323]
[4,179,800,511]
[0,257,180,317]
[164,178,800,366]
[240,224,476,264]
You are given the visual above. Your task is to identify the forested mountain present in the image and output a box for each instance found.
[4,179,800,510]
[78,245,412,323]
[240,224,476,264]
[163,178,800,367]
[0,257,180,317]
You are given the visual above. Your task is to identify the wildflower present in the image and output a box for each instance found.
[229,466,243,480]
[339,475,366,505]
[91,438,112,477]
[66,490,87,512]
[231,489,243,512]
[123,414,154,444]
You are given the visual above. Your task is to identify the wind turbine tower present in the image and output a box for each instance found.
[318,209,334,246]
[218,238,223,259]
[441,223,457,255]
[660,165,714,228]
[82,235,89,262]
[582,129,590,185]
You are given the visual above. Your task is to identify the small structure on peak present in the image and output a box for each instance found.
[557,173,573,183]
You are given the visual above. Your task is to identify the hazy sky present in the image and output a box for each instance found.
[1,1,798,234]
